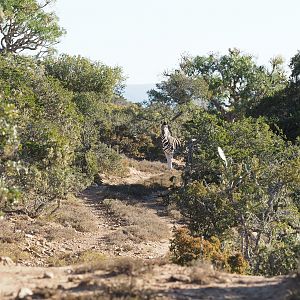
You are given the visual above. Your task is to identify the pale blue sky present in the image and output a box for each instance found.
[53,0,299,85]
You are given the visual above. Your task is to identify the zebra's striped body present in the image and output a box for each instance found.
[161,122,180,169]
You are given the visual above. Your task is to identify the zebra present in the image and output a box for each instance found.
[161,121,180,169]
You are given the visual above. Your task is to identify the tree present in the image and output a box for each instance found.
[149,49,287,120]
[249,52,300,140]
[290,50,300,83]
[0,0,65,55]
[148,69,209,107]
[44,54,124,99]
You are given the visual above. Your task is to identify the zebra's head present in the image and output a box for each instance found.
[161,121,172,137]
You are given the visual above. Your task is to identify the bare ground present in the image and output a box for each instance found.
[0,160,298,300]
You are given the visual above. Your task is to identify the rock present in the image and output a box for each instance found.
[25,233,35,239]
[68,274,83,282]
[43,271,54,279]
[0,256,15,266]
[169,274,191,283]
[17,287,33,299]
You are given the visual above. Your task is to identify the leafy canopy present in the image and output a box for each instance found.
[0,0,65,55]
[44,54,124,98]
[149,49,287,120]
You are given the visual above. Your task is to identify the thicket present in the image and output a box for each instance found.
[0,53,132,215]
[157,50,300,276]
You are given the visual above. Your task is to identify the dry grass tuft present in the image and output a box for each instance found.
[47,250,106,267]
[189,262,227,285]
[0,220,25,243]
[75,256,149,277]
[43,225,77,241]
[100,277,145,299]
[44,195,98,233]
[128,158,168,174]
[103,199,169,244]
[0,243,30,262]
[166,203,182,220]
[12,217,77,242]
[108,257,147,276]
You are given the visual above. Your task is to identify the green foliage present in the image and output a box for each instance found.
[44,54,124,97]
[174,113,300,275]
[150,49,287,120]
[0,53,128,215]
[249,70,300,140]
[0,101,21,209]
[290,51,300,82]
[255,238,300,276]
[0,0,65,55]
[85,143,127,177]
[148,69,209,106]
[0,43,298,280]
[183,111,286,183]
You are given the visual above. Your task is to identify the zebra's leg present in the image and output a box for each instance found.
[165,152,173,170]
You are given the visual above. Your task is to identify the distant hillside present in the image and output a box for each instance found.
[124,83,155,103]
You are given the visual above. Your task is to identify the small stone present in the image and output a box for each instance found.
[17,287,33,299]
[25,234,34,239]
[43,271,54,279]
[169,274,191,283]
[68,274,83,282]
[0,256,14,266]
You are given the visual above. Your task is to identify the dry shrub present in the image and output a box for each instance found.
[13,217,47,235]
[128,158,168,174]
[45,195,98,233]
[47,250,106,267]
[144,172,182,189]
[170,227,249,274]
[12,216,77,241]
[0,243,30,262]
[75,256,147,276]
[122,244,134,252]
[108,257,146,276]
[43,225,77,241]
[166,203,182,220]
[0,220,24,243]
[189,262,227,285]
[103,199,169,243]
[100,277,143,299]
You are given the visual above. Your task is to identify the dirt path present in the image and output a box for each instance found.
[0,162,298,299]
[0,263,296,300]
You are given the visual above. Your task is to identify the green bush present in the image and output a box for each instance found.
[0,53,128,215]
[0,101,22,210]
[174,113,300,275]
[85,143,127,177]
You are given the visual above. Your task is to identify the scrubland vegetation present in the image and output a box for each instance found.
[0,1,299,291]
